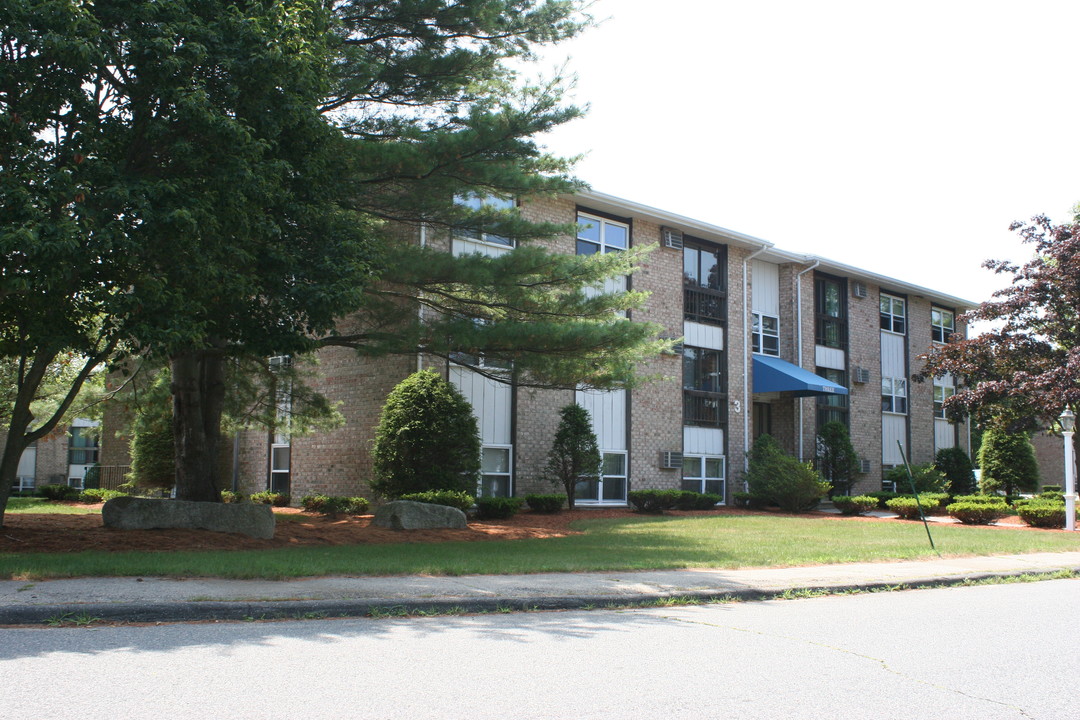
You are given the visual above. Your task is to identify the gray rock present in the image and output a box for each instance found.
[102,496,275,539]
[373,500,468,530]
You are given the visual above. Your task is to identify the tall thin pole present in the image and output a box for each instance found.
[898,441,938,554]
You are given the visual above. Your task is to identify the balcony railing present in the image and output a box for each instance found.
[815,315,847,349]
[683,390,726,427]
[684,286,726,326]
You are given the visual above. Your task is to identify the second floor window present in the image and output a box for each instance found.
[752,313,779,356]
[931,307,955,344]
[68,427,99,466]
[815,276,847,349]
[683,242,727,325]
[882,376,908,414]
[880,294,906,334]
[576,212,628,255]
[456,194,515,246]
[933,381,956,419]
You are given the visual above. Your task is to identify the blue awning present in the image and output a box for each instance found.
[752,355,849,397]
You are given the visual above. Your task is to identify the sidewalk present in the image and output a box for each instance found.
[3,552,1078,625]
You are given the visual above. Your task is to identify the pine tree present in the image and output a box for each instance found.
[978,425,1040,496]
[545,405,601,510]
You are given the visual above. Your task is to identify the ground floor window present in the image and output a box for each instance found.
[269,443,290,494]
[479,445,512,497]
[682,455,725,500]
[575,452,627,504]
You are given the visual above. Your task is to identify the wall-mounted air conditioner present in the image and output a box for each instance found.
[661,227,684,250]
[852,281,868,298]
[660,451,683,469]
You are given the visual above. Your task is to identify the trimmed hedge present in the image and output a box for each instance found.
[920,493,952,514]
[865,491,899,509]
[953,494,1007,505]
[731,491,768,509]
[221,491,246,504]
[831,495,878,516]
[77,488,126,503]
[946,500,1008,525]
[300,494,370,515]
[475,496,524,520]
[38,484,80,501]
[885,496,926,520]
[675,491,723,510]
[1016,500,1068,529]
[250,491,291,507]
[627,489,681,513]
[524,494,566,514]
[398,490,475,512]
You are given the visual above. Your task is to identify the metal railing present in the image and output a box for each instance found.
[683,390,726,427]
[684,286,726,325]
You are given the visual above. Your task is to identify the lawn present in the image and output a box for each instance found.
[4,497,101,515]
[3,512,1080,580]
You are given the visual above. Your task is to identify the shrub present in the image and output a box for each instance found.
[934,447,977,495]
[947,500,1008,525]
[1042,484,1062,493]
[475,496,524,520]
[731,491,753,508]
[746,435,830,512]
[38,484,80,501]
[1038,491,1065,502]
[978,426,1040,496]
[865,491,899,509]
[675,491,722,510]
[953,494,1007,505]
[128,370,176,490]
[250,491,291,507]
[830,495,878,516]
[524,494,566,514]
[885,496,926,520]
[399,490,475,512]
[884,464,947,494]
[627,489,680,513]
[220,491,247,504]
[816,421,860,496]
[370,370,481,498]
[920,492,953,514]
[300,494,370,515]
[78,488,126,503]
[545,404,601,510]
[1016,500,1071,529]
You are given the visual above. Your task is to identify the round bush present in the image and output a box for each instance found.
[946,500,1008,525]
[628,489,680,513]
[831,495,878,516]
[475,496,524,520]
[524,494,566,514]
[1016,500,1072,529]
[38,484,80,501]
[398,490,476,512]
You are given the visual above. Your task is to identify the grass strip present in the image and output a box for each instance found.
[4,498,100,515]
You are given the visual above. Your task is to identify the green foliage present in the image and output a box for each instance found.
[398,490,476,513]
[731,492,754,508]
[674,491,723,510]
[524,494,566,514]
[1042,484,1062,493]
[831,495,879,516]
[920,493,953,514]
[746,435,830,512]
[128,371,176,491]
[885,496,928,520]
[934,447,977,495]
[953,493,1007,504]
[371,371,481,498]
[978,426,1040,496]
[37,485,80,502]
[300,494,369,515]
[627,489,681,513]
[885,464,947,494]
[816,421,860,495]
[77,489,126,504]
[474,497,524,520]
[946,500,1009,525]
[1016,500,1072,529]
[865,491,899,509]
[250,491,291,507]
[220,491,247,504]
[545,404,601,509]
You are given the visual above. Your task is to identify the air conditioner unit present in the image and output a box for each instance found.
[859,459,872,474]
[853,367,871,384]
[661,227,684,250]
[660,451,683,469]
[852,281,868,298]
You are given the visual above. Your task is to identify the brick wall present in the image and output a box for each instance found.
[846,278,883,493]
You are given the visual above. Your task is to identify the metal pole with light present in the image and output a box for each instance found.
[1061,408,1076,532]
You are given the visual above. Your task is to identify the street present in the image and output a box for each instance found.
[3,579,1077,719]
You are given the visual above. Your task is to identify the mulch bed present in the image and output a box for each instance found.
[0,504,1046,555]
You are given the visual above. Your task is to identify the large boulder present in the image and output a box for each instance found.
[102,496,275,539]
[373,500,467,530]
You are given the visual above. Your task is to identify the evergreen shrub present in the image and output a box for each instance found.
[250,491,290,507]
[475,496,524,520]
[524,494,566,514]
[830,495,878,516]
[399,490,475,512]
[675,491,723,510]
[934,447,977,495]
[866,491,899,509]
[38,484,80,501]
[884,464,947,494]
[746,435,830,512]
[627,489,680,513]
[301,494,369,515]
[947,500,1008,525]
[78,488,125,503]
[978,426,1040,496]
[221,491,246,504]
[1016,500,1071,529]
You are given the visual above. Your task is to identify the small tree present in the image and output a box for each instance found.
[884,463,947,494]
[935,447,976,495]
[746,434,830,512]
[816,421,860,496]
[546,405,601,510]
[978,425,1040,496]
[371,371,481,498]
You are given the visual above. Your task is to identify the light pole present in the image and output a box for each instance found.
[1061,408,1076,532]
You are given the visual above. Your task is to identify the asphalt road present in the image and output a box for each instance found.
[3,579,1077,719]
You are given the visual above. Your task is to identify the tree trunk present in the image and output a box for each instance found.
[170,349,227,502]
[0,419,33,528]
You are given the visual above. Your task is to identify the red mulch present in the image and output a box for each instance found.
[0,504,1051,555]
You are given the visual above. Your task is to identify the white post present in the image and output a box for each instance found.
[1061,408,1076,532]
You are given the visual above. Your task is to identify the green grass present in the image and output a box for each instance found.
[3,513,1080,580]
[4,497,100,514]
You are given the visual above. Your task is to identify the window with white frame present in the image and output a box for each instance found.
[881,376,908,414]
[933,381,956,419]
[455,194,515,247]
[879,294,906,334]
[931,307,955,344]
[68,427,99,466]
[575,451,627,503]
[479,445,512,498]
[681,455,725,499]
[751,313,779,356]
[268,355,292,493]
[576,212,628,255]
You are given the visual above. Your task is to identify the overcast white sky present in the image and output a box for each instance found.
[531,0,1080,307]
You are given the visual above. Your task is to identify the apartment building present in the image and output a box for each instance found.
[8,419,101,493]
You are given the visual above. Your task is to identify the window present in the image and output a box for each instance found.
[268,355,292,493]
[881,376,908,414]
[576,212,628,255]
[682,455,725,499]
[752,313,779,355]
[574,452,627,503]
[933,382,956,419]
[683,346,726,428]
[683,241,727,325]
[68,427,99,466]
[879,294,906,334]
[931,307,955,344]
[816,368,849,427]
[456,194,515,247]
[479,446,512,498]
[814,275,846,349]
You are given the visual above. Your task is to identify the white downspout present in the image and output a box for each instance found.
[742,242,771,472]
[795,260,821,462]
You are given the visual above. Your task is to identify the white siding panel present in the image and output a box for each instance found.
[576,389,627,451]
[751,260,780,316]
[815,345,846,371]
[882,414,907,464]
[16,447,35,478]
[452,238,511,258]
[683,427,724,455]
[880,332,906,377]
[935,419,956,451]
[450,366,512,446]
[683,321,724,350]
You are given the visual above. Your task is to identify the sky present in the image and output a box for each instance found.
[529,0,1080,307]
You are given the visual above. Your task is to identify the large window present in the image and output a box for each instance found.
[479,446,512,498]
[575,452,627,503]
[683,346,726,428]
[881,376,908,414]
[683,241,727,325]
[752,313,779,355]
[268,355,292,494]
[576,212,628,255]
[682,455,725,498]
[456,194,515,247]
[816,368,849,427]
[880,294,906,334]
[815,275,847,349]
[68,427,99,466]
[931,307,955,344]
[933,381,956,419]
